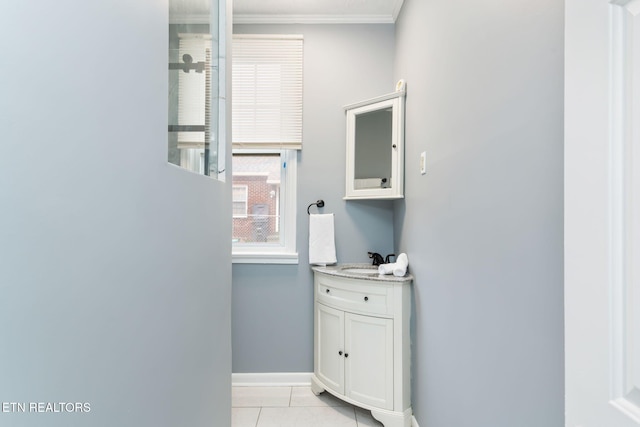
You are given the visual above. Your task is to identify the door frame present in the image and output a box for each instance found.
[565,0,640,425]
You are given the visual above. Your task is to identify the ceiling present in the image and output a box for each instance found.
[233,0,405,24]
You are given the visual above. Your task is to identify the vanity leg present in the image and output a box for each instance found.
[310,375,324,396]
[370,408,412,427]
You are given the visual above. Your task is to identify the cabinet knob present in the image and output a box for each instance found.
[392,144,397,148]
[338,351,343,356]
[326,289,330,294]
[364,296,369,302]
[344,353,349,358]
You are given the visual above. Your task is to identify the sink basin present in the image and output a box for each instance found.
[339,266,379,275]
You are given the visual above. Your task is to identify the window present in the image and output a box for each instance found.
[232,185,248,218]
[232,35,303,264]
[232,150,296,263]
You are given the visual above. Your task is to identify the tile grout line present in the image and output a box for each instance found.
[231,386,380,427]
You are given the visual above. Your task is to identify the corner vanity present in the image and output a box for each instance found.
[311,265,413,427]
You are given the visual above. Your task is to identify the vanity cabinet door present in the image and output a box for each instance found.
[344,313,394,410]
[316,303,345,395]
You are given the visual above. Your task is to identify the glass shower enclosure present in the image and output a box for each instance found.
[168,0,225,179]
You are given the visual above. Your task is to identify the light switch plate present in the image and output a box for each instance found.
[420,151,426,175]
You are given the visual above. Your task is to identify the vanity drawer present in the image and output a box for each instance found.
[316,274,390,316]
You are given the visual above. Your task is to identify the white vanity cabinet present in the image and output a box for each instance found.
[311,266,412,427]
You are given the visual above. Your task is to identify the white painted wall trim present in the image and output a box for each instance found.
[233,14,396,25]
[232,372,313,387]
[412,415,420,427]
[233,0,404,24]
[392,0,406,22]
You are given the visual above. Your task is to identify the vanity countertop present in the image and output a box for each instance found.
[312,263,413,283]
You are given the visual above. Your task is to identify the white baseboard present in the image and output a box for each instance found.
[412,415,420,427]
[232,372,313,387]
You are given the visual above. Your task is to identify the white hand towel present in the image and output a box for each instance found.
[378,263,395,275]
[309,214,337,266]
[393,253,409,277]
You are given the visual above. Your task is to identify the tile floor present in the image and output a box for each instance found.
[232,386,384,427]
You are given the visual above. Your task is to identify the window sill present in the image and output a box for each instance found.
[232,252,299,265]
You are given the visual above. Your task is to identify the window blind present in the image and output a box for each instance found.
[232,35,303,150]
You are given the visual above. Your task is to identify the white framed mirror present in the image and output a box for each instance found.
[344,80,406,200]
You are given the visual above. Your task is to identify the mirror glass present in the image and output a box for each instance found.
[354,107,393,190]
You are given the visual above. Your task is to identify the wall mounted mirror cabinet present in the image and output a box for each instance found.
[344,80,406,200]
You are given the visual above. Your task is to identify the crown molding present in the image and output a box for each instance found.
[233,13,396,25]
[392,0,406,22]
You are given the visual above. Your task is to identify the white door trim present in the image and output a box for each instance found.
[565,0,640,425]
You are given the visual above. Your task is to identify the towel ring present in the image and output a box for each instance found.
[307,200,325,215]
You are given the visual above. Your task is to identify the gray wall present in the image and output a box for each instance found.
[393,0,564,426]
[232,6,565,426]
[232,24,396,373]
[0,1,231,426]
